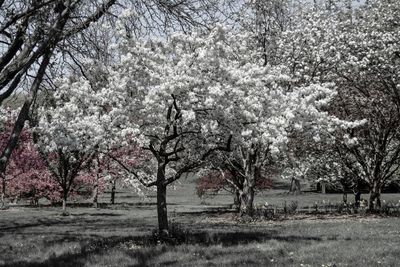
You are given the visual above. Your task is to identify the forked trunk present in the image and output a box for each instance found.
[289,178,302,194]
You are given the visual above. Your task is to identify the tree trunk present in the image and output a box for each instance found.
[110,180,116,204]
[62,191,68,213]
[342,182,348,204]
[321,182,326,194]
[233,189,240,210]
[62,198,67,211]
[369,181,381,211]
[343,191,347,204]
[157,183,169,235]
[239,148,258,217]
[92,186,98,208]
[156,164,169,236]
[1,174,5,206]
[354,191,361,207]
[0,101,31,176]
[289,178,301,194]
[0,49,53,179]
[239,181,255,216]
[92,174,99,208]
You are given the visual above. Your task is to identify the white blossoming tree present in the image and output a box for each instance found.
[277,0,400,210]
[33,78,112,212]
[101,25,358,221]
[36,22,358,228]
[80,28,235,235]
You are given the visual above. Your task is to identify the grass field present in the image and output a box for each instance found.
[1,179,400,266]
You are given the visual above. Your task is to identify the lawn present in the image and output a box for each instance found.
[1,179,400,267]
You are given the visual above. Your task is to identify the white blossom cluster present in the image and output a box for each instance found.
[35,24,358,186]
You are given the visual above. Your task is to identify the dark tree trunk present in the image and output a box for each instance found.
[342,181,348,204]
[92,174,99,208]
[157,183,168,235]
[156,164,169,236]
[0,49,52,180]
[343,192,347,204]
[354,191,361,207]
[233,189,240,210]
[92,186,98,208]
[0,101,31,175]
[110,180,116,204]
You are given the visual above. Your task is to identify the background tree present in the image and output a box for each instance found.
[0,108,57,205]
[33,77,110,212]
[196,170,273,210]
[0,0,117,182]
[277,0,400,211]
[0,107,97,206]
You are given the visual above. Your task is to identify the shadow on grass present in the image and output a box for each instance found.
[0,215,153,239]
[179,206,234,215]
[167,225,322,246]
[5,201,164,209]
[73,212,123,217]
[0,236,139,267]
[1,227,322,267]
[0,217,100,233]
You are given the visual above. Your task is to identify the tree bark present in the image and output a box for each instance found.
[233,189,240,210]
[0,101,31,174]
[321,182,326,194]
[1,174,5,205]
[62,196,67,212]
[354,191,361,207]
[110,179,116,204]
[0,48,53,178]
[342,182,348,204]
[156,164,169,236]
[240,181,255,216]
[92,174,99,208]
[369,181,381,211]
[238,147,259,216]
[289,178,301,194]
[157,183,168,235]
